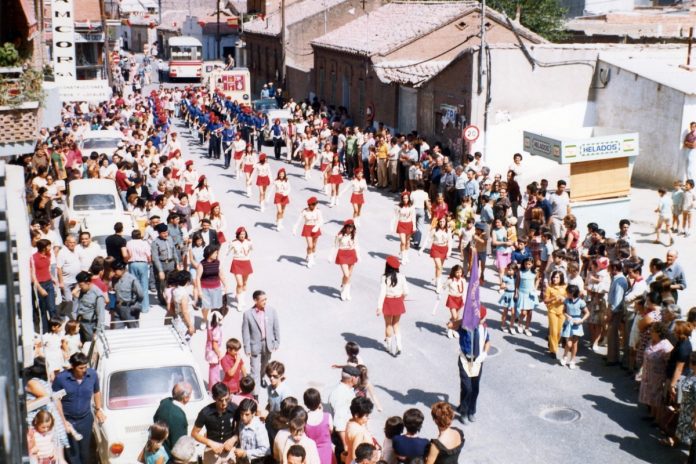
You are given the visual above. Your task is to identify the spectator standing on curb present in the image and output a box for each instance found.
[242,290,280,394]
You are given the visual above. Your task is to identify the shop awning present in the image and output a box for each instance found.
[20,0,38,38]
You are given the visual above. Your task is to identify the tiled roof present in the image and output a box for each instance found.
[373,59,451,87]
[75,0,102,22]
[311,1,478,56]
[243,0,347,36]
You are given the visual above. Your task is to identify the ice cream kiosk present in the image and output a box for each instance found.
[523,128,639,230]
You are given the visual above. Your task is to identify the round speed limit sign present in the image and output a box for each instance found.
[463,125,480,142]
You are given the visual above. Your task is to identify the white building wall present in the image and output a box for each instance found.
[594,60,685,187]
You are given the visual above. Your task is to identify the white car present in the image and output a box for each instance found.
[91,326,210,463]
[80,130,125,160]
[64,179,123,236]
[81,212,134,253]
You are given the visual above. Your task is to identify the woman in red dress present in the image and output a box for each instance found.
[228,227,253,310]
[319,143,334,195]
[253,153,272,212]
[327,156,343,207]
[230,132,247,179]
[293,196,324,268]
[333,219,358,301]
[444,264,466,338]
[376,256,409,356]
[181,160,198,195]
[272,168,291,231]
[347,168,367,225]
[241,145,256,197]
[393,191,416,263]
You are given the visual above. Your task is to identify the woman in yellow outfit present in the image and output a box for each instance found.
[544,270,567,358]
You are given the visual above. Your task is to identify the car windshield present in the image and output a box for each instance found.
[108,366,203,410]
[72,194,117,211]
[253,99,277,112]
[83,138,121,149]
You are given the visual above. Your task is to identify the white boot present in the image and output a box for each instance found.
[340,285,346,301]
[395,333,403,355]
[403,250,410,264]
[435,278,442,294]
[345,283,351,301]
[355,217,360,226]
[307,254,314,268]
[236,292,244,311]
[260,201,265,212]
[246,186,251,197]
[324,184,331,195]
[334,197,339,207]
[384,337,392,353]
[277,219,284,231]
[329,197,335,208]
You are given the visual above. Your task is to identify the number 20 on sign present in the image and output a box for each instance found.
[463,125,480,142]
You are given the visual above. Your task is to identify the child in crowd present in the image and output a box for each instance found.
[544,250,568,284]
[332,341,363,368]
[654,188,674,246]
[138,422,169,464]
[515,258,539,336]
[560,284,589,370]
[506,217,518,248]
[458,218,475,276]
[455,196,475,230]
[43,318,65,376]
[683,179,695,237]
[544,271,567,358]
[671,180,684,234]
[204,311,224,392]
[539,231,554,275]
[220,338,246,394]
[27,410,66,464]
[499,263,518,333]
[355,365,383,411]
[62,320,82,361]
[586,257,610,352]
[381,417,404,464]
[472,223,489,283]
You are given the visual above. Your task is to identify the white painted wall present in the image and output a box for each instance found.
[594,60,685,187]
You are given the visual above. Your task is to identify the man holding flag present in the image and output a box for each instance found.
[457,256,491,423]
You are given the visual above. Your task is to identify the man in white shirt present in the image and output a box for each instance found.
[548,180,570,240]
[75,231,104,271]
[388,138,401,193]
[56,234,82,317]
[327,366,359,463]
[410,183,431,247]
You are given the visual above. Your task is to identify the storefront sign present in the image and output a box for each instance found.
[523,130,638,164]
[52,0,76,82]
[58,79,112,102]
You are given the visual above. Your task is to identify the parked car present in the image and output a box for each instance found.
[91,326,209,463]
[263,108,293,146]
[81,212,134,253]
[79,130,124,160]
[63,179,123,236]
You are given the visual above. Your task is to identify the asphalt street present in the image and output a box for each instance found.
[133,83,688,464]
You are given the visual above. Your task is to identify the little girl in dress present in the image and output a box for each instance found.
[27,410,66,464]
[499,263,518,333]
[205,311,224,392]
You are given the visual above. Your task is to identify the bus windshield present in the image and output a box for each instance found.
[170,46,201,61]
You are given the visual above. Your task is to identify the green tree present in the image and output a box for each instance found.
[486,0,567,41]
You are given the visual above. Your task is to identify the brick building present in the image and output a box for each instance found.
[310,1,544,156]
[242,0,383,99]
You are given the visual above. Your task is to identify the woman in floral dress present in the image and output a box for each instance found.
[638,323,673,418]
[676,352,696,460]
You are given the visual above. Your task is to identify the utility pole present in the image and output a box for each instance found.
[280,0,286,86]
[158,0,162,25]
[477,0,485,95]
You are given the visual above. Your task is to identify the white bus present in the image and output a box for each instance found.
[167,36,202,80]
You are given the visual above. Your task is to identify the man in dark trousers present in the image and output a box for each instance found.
[457,306,490,424]
[151,223,182,304]
[153,382,193,456]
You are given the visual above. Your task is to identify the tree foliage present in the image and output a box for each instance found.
[485,0,567,41]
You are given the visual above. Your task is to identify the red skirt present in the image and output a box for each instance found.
[172,168,180,179]
[446,295,464,310]
[396,221,413,235]
[274,193,289,205]
[350,193,364,205]
[184,184,193,195]
[335,249,357,265]
[301,224,321,238]
[329,174,343,185]
[320,162,329,171]
[234,150,244,160]
[217,231,226,244]
[195,200,212,214]
[230,259,253,276]
[430,244,449,259]
[256,175,270,186]
[383,296,405,316]
[243,164,254,174]
[303,149,315,159]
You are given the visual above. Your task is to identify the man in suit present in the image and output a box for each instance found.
[242,290,280,395]
[153,382,193,456]
[197,218,220,247]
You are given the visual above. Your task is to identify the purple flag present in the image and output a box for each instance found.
[462,256,481,331]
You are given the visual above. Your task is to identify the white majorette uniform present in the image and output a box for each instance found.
[232,138,246,160]
[428,229,451,260]
[350,178,367,206]
[445,277,466,310]
[328,164,343,185]
[242,152,256,174]
[320,150,334,172]
[229,239,253,277]
[181,167,198,195]
[395,205,415,235]
[299,208,323,238]
[273,179,291,206]
[303,136,318,160]
[210,215,227,243]
[194,186,215,215]
[255,163,272,187]
[335,234,358,266]
[377,273,409,315]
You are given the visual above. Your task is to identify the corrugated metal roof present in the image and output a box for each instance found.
[311,1,477,56]
[243,0,347,36]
